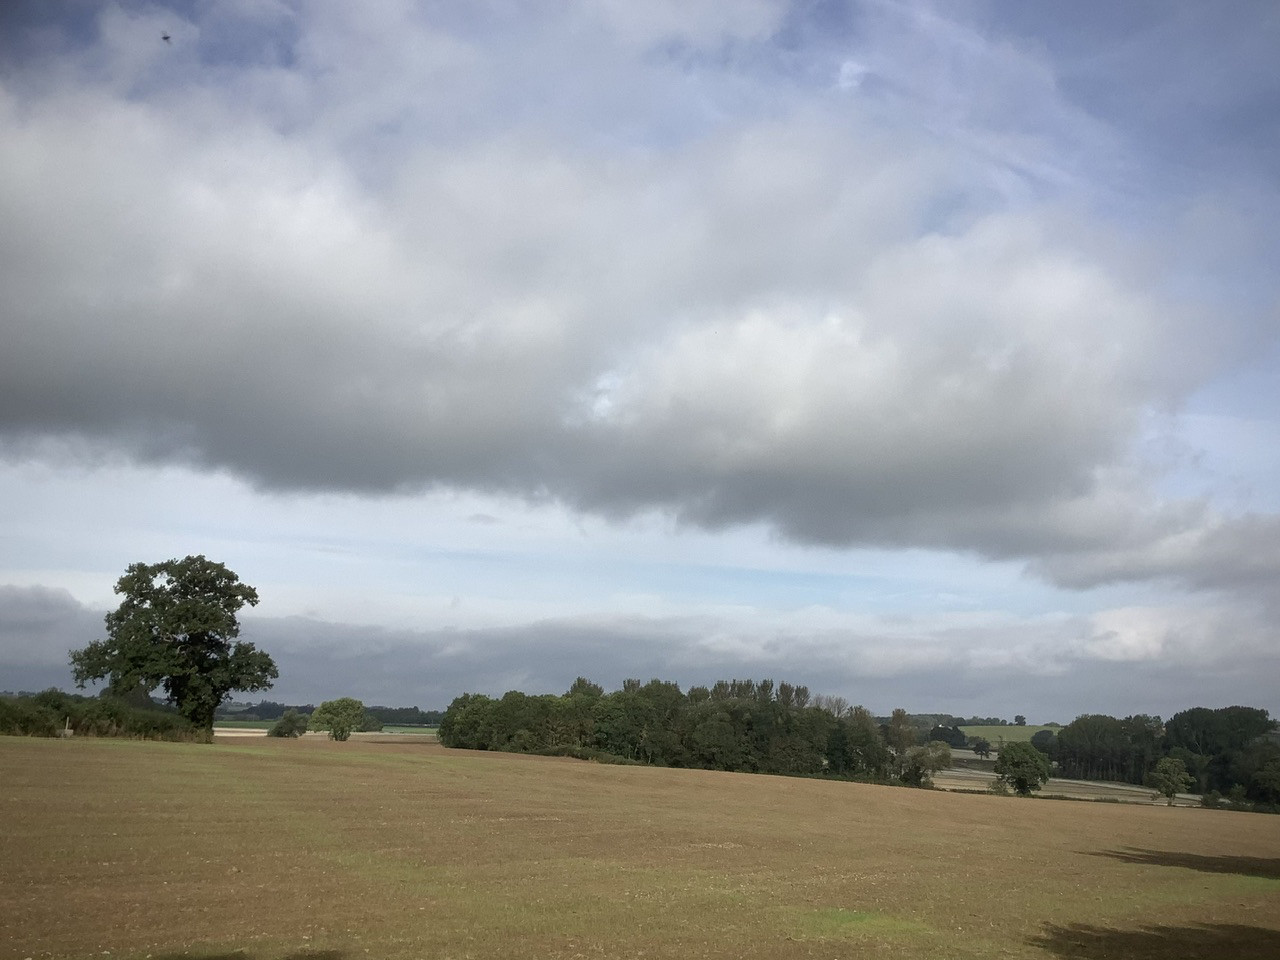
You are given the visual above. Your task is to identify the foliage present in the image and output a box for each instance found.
[69,556,276,731]
[268,708,309,738]
[0,689,198,740]
[927,724,968,748]
[310,697,366,741]
[440,679,906,783]
[1030,729,1056,754]
[1051,713,1163,784]
[968,737,992,759]
[1146,756,1193,805]
[884,708,918,765]
[994,741,1051,796]
[900,741,952,787]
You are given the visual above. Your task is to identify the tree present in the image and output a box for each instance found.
[884,708,917,769]
[69,556,276,735]
[1147,756,1193,805]
[1014,715,1027,726]
[845,706,891,777]
[900,741,952,787]
[268,708,308,738]
[928,724,968,748]
[566,676,604,699]
[994,741,1051,796]
[1030,729,1056,754]
[969,736,992,759]
[310,698,366,741]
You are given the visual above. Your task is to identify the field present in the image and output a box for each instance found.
[959,724,1058,743]
[213,727,440,742]
[4,736,1279,960]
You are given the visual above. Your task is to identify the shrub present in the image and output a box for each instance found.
[268,709,309,738]
[0,690,197,740]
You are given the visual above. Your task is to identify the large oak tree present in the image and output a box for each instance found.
[70,555,277,734]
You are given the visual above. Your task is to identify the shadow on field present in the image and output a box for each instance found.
[1030,922,1280,959]
[1092,847,1280,879]
[152,952,345,960]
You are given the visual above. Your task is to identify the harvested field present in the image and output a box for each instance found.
[3,735,1279,960]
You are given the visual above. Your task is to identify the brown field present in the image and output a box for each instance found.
[3,735,1279,960]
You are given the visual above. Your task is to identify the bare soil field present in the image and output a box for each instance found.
[3,735,1278,960]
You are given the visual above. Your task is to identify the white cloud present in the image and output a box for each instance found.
[1,1,1278,714]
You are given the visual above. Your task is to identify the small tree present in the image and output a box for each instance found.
[1147,756,1194,805]
[969,736,992,759]
[994,741,1051,796]
[884,707,917,774]
[900,741,951,787]
[310,697,365,741]
[268,708,308,738]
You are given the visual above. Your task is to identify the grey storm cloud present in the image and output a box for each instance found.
[0,585,103,692]
[2,1,1279,606]
[4,583,1277,716]
[130,606,1280,717]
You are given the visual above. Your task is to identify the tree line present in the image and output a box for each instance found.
[440,677,957,786]
[217,700,444,726]
[1037,706,1279,805]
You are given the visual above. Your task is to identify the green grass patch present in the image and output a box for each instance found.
[960,724,1056,743]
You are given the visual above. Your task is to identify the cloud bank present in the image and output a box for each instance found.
[1,2,1278,711]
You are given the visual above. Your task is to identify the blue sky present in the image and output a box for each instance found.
[1,1,1278,720]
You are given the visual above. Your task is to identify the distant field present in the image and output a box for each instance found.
[960,724,1058,743]
[4,736,1278,960]
[379,724,438,736]
[212,721,437,736]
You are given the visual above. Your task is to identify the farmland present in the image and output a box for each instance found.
[959,724,1058,744]
[4,735,1279,960]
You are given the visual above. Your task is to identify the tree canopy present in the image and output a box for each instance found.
[69,555,276,733]
[994,741,1051,796]
[1147,756,1194,805]
[310,697,366,741]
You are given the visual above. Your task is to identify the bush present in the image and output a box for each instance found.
[0,696,60,736]
[535,744,644,765]
[0,690,198,740]
[268,709,309,738]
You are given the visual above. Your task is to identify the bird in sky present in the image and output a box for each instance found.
[162,33,171,44]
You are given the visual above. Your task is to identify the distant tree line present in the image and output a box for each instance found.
[1031,706,1279,807]
[440,678,955,786]
[215,700,443,725]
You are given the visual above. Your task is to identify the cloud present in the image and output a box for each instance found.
[228,600,1280,717]
[4,572,1275,717]
[1,1,1278,615]
[0,586,102,692]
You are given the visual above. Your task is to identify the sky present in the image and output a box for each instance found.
[1,1,1278,722]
